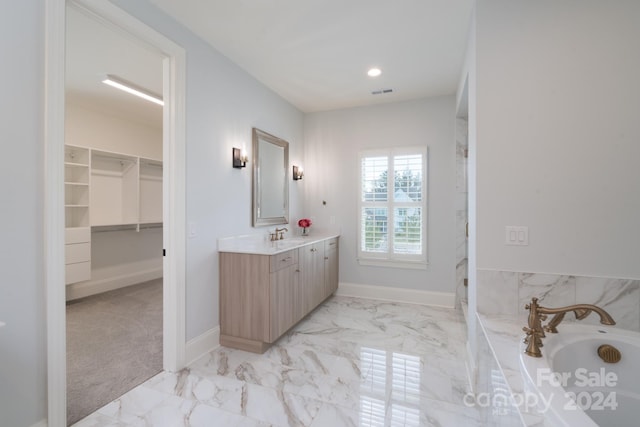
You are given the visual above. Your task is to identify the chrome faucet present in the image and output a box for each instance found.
[523,297,615,357]
[270,227,288,241]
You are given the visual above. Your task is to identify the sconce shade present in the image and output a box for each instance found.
[233,147,247,168]
[293,165,304,180]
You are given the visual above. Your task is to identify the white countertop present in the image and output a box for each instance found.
[218,232,340,255]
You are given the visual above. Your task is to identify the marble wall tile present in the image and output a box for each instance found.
[456,259,468,305]
[456,210,468,264]
[517,273,576,315]
[477,270,519,316]
[574,277,640,332]
[456,158,468,193]
[455,118,468,193]
[478,269,640,334]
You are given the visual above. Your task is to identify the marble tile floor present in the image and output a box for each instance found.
[73,296,482,427]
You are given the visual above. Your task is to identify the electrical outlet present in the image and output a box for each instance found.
[505,226,528,246]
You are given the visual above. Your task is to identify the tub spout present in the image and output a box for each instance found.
[523,297,616,357]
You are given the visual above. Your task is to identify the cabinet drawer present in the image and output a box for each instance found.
[65,261,91,284]
[65,227,90,244]
[324,237,339,252]
[270,249,298,272]
[65,243,90,264]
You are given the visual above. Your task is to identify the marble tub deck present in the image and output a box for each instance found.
[73,296,481,427]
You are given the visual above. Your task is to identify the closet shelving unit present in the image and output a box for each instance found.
[64,144,163,285]
[64,145,91,284]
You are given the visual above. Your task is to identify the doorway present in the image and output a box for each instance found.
[64,5,165,423]
[44,1,186,426]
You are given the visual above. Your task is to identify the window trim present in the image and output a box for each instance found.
[357,147,428,268]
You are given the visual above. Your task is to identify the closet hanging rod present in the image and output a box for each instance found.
[141,161,163,168]
[93,152,137,164]
[91,224,137,233]
[138,223,163,230]
[91,223,163,233]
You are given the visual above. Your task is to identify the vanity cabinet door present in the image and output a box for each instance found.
[269,263,301,342]
[300,243,325,313]
[324,238,339,297]
[219,253,271,343]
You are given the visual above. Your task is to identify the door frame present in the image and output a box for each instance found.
[44,1,186,425]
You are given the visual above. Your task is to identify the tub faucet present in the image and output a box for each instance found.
[523,297,616,358]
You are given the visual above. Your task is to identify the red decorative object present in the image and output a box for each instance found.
[298,218,312,235]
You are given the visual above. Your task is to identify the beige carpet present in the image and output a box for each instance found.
[66,279,163,425]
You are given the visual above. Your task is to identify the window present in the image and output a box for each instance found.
[358,148,427,267]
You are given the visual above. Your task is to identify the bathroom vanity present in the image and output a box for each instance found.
[218,234,339,353]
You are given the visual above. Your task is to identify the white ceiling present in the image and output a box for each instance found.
[149,0,474,113]
[66,6,164,128]
[66,1,474,123]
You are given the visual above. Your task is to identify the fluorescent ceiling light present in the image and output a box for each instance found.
[367,67,382,77]
[101,74,164,106]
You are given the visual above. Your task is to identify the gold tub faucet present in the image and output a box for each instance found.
[523,297,616,357]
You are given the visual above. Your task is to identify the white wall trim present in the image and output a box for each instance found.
[336,282,456,308]
[44,2,67,426]
[185,327,221,366]
[66,266,162,301]
[30,420,48,427]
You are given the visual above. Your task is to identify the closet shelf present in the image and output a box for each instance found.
[65,204,89,208]
[65,182,89,186]
[64,162,89,168]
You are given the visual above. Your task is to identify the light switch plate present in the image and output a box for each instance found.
[505,226,528,246]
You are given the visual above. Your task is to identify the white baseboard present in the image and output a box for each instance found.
[30,420,47,427]
[66,266,162,301]
[185,326,220,366]
[336,282,455,308]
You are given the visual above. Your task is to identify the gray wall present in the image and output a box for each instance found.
[0,2,47,426]
[475,0,640,278]
[304,96,457,293]
[110,0,305,340]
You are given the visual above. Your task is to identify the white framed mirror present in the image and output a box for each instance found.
[252,128,289,226]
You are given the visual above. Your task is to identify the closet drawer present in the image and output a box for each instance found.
[65,261,91,284]
[65,227,90,244]
[65,243,90,264]
[270,249,298,272]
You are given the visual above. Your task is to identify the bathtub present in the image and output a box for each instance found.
[520,323,639,427]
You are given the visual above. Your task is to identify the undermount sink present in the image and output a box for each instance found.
[271,237,307,248]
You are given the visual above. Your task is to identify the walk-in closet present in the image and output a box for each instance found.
[64,5,165,424]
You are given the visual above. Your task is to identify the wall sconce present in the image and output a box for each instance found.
[292,165,304,181]
[232,147,248,168]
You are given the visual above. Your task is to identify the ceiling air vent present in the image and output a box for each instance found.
[371,88,393,95]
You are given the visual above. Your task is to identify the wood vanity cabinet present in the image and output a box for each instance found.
[300,242,325,313]
[219,236,339,353]
[299,237,339,313]
[324,237,339,297]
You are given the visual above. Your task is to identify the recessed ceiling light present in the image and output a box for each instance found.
[367,68,382,77]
